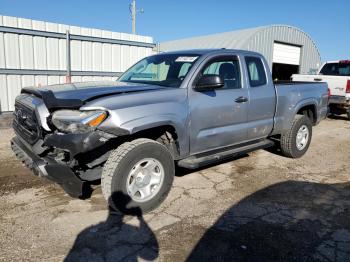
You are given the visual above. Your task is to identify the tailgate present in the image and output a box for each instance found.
[292,74,349,97]
[317,76,349,96]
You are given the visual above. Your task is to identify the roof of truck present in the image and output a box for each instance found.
[158,48,261,56]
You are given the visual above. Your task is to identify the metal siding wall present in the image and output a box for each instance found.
[160,27,263,51]
[102,30,112,72]
[22,75,34,87]
[112,41,121,73]
[161,25,321,76]
[0,15,155,112]
[46,22,60,70]
[70,26,81,71]
[32,20,47,70]
[0,33,5,68]
[7,75,21,111]
[0,75,8,111]
[0,17,6,111]
[81,27,92,71]
[48,75,59,85]
[19,34,34,69]
[250,26,321,74]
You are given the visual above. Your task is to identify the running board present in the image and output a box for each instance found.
[178,139,274,169]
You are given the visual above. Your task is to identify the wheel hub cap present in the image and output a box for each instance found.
[126,158,164,203]
[135,174,151,187]
[296,125,309,150]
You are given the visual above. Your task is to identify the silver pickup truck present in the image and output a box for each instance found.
[11,49,328,213]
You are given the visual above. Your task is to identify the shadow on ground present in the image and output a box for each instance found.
[187,181,350,262]
[327,115,349,121]
[64,181,350,262]
[64,192,158,262]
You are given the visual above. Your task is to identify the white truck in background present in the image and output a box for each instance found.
[292,60,350,120]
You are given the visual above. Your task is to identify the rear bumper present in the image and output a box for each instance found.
[329,95,350,107]
[11,136,89,198]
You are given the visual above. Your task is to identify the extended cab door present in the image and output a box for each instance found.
[189,55,249,154]
[244,56,276,140]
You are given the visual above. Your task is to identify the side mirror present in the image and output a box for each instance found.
[195,75,225,91]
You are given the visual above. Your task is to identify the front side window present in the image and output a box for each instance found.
[119,54,199,88]
[201,58,241,89]
[245,56,267,87]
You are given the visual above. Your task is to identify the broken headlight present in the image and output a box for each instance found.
[51,110,107,133]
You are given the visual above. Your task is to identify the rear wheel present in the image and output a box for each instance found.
[280,115,312,158]
[347,110,350,121]
[101,138,175,214]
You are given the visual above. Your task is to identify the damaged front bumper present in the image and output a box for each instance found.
[10,130,114,198]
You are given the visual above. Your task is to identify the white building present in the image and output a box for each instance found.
[161,25,321,81]
[0,15,155,113]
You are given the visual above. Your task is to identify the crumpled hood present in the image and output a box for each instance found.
[21,81,168,110]
[32,81,166,101]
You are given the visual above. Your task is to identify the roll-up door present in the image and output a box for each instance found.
[273,42,301,65]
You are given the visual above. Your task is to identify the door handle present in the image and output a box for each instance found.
[314,78,323,81]
[235,96,248,103]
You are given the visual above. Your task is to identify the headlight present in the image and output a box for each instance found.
[51,110,107,133]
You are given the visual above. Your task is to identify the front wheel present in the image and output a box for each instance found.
[101,138,175,214]
[280,115,312,158]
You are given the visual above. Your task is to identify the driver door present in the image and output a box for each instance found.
[189,55,249,154]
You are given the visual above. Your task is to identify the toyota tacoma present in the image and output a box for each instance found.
[11,49,329,213]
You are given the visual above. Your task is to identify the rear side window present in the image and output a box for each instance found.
[320,62,350,76]
[245,57,267,87]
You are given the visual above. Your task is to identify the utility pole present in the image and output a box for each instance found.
[65,30,71,83]
[131,0,136,34]
[130,0,143,34]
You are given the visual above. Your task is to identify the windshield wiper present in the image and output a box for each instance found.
[120,80,173,88]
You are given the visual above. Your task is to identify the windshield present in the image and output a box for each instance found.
[119,54,200,87]
[320,62,350,76]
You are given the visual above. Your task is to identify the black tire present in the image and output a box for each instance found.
[347,110,350,121]
[280,115,312,158]
[101,138,175,214]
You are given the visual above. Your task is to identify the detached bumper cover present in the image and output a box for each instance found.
[11,136,88,198]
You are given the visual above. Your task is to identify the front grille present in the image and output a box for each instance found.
[13,101,41,145]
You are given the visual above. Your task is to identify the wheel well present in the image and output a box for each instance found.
[130,125,180,158]
[297,105,316,124]
[76,126,180,179]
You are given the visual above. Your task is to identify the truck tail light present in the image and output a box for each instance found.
[346,80,350,93]
[328,88,331,97]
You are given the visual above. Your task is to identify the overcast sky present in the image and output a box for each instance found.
[1,0,349,61]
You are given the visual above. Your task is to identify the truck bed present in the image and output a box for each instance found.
[274,81,326,85]
[292,74,350,97]
[271,81,329,136]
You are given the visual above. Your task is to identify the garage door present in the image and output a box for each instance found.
[273,42,301,65]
